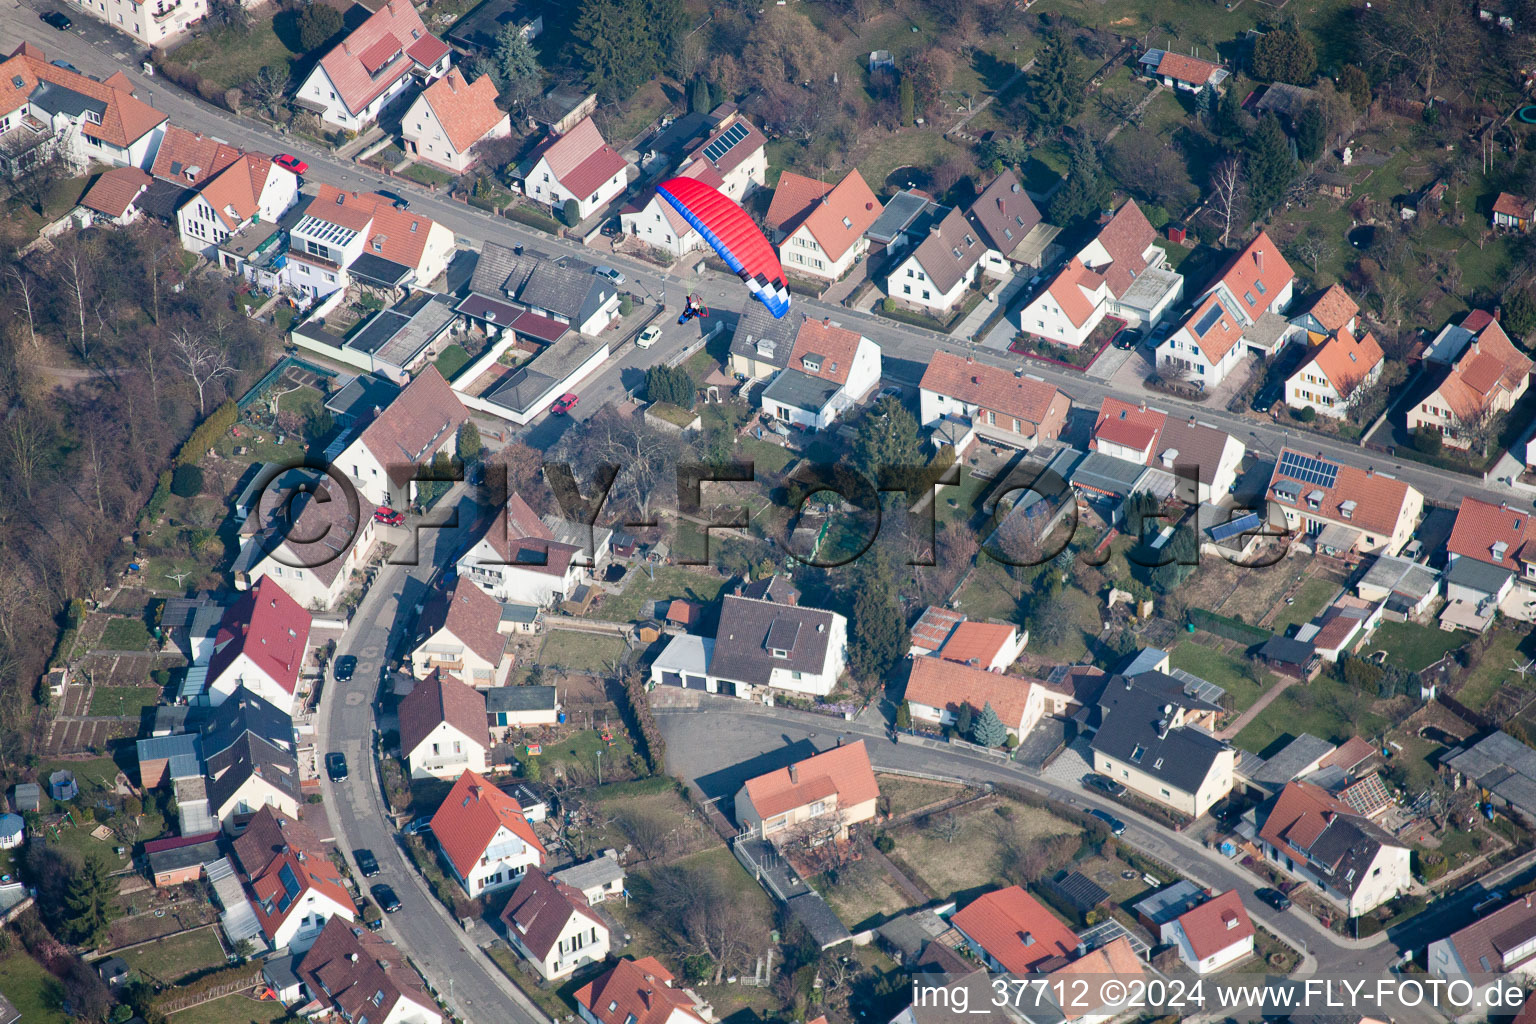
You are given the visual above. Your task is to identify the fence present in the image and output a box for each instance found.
[154,969,262,1012]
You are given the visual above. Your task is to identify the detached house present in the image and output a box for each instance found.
[1431,894,1536,992]
[500,867,609,981]
[734,741,880,843]
[1089,671,1235,818]
[1019,200,1182,347]
[918,351,1070,453]
[727,297,799,380]
[295,917,442,1024]
[1161,890,1254,974]
[622,160,728,258]
[518,116,628,221]
[1137,49,1228,93]
[574,957,709,1024]
[621,112,767,257]
[884,205,984,316]
[965,169,1059,275]
[430,769,545,895]
[766,168,882,282]
[1408,311,1531,449]
[1289,284,1360,342]
[80,166,152,226]
[1090,397,1246,504]
[1493,192,1534,231]
[205,578,313,713]
[458,493,590,607]
[336,365,469,510]
[206,731,302,830]
[1446,496,1536,622]
[759,317,881,429]
[1266,448,1423,556]
[232,807,353,953]
[401,69,511,174]
[951,887,1078,974]
[410,576,510,686]
[905,656,1061,740]
[463,241,621,337]
[294,1,451,133]
[397,669,489,780]
[0,44,167,178]
[1156,232,1295,388]
[173,151,300,257]
[708,594,848,700]
[1285,328,1384,420]
[72,0,213,49]
[284,186,456,300]
[1256,780,1412,916]
[233,476,380,611]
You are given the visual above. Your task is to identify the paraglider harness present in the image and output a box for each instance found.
[676,294,710,324]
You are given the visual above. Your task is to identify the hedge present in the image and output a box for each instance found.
[505,204,561,234]
[150,965,260,1012]
[175,400,238,466]
[620,673,666,775]
[1188,607,1273,645]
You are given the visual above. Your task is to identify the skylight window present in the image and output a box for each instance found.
[1255,280,1267,295]
[1130,744,1146,763]
[841,216,852,228]
[1243,291,1255,306]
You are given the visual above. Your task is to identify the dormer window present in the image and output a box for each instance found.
[1340,500,1356,520]
[1493,540,1509,562]
[841,216,852,228]
[770,648,788,659]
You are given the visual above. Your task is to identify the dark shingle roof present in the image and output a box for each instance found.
[1089,674,1230,795]
[710,596,839,687]
[485,685,558,712]
[729,298,799,371]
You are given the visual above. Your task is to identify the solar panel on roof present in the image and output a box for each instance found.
[1210,512,1261,543]
[276,862,301,912]
[1278,450,1339,488]
[702,122,751,165]
[1194,303,1225,336]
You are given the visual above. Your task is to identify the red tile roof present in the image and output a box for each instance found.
[1173,889,1254,961]
[355,365,468,487]
[1155,50,1222,85]
[906,656,1038,730]
[1426,314,1532,421]
[418,575,507,666]
[1045,936,1144,1021]
[1214,230,1294,321]
[765,171,833,233]
[418,70,507,154]
[232,807,352,941]
[939,621,1019,669]
[1179,292,1245,363]
[1299,284,1359,335]
[1447,495,1536,566]
[82,166,150,218]
[920,351,1068,430]
[207,578,312,697]
[740,741,879,819]
[430,769,545,879]
[0,44,166,150]
[951,886,1078,974]
[788,318,864,387]
[197,153,277,229]
[688,115,766,177]
[500,866,603,960]
[317,2,444,117]
[574,958,705,1024]
[1302,327,1384,395]
[1267,447,1417,539]
[1494,192,1535,220]
[769,169,881,261]
[1038,201,1156,328]
[397,668,488,760]
[305,184,448,275]
[530,116,626,201]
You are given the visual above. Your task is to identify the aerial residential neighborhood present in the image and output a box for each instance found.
[6,0,1536,1022]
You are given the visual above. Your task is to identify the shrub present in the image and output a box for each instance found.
[619,294,633,316]
[176,400,238,465]
[873,833,895,853]
[1295,405,1316,423]
[170,464,204,498]
[560,197,581,227]
[297,3,342,50]
[1415,426,1443,454]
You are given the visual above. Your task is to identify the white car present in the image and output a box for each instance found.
[594,265,625,285]
[636,326,661,348]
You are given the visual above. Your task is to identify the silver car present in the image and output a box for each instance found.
[594,265,625,285]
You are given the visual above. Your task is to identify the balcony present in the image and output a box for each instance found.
[151,0,186,22]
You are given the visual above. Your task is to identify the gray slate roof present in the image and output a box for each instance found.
[710,596,838,687]
[484,685,558,712]
[729,298,799,373]
[1132,879,1206,926]
[1446,556,1514,596]
[1445,731,1536,817]
[469,242,613,327]
[204,732,299,815]
[1250,733,1335,787]
[551,850,624,893]
[761,368,840,414]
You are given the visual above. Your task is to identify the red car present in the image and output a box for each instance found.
[550,393,579,415]
[373,506,404,526]
[273,153,309,175]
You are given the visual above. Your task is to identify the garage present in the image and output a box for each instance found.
[716,680,737,697]
[661,671,683,688]
[684,675,708,690]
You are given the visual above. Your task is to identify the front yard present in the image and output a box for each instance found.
[888,795,1078,902]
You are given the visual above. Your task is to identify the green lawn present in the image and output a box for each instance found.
[854,130,972,200]
[403,163,453,187]
[736,437,795,476]
[1267,577,1338,636]
[168,992,289,1024]
[0,953,66,1024]
[1372,621,1467,674]
[89,686,160,718]
[486,944,573,1020]
[1457,628,1534,712]
[536,631,627,674]
[167,14,304,92]
[954,563,1098,664]
[1233,674,1389,755]
[99,617,154,650]
[1168,642,1269,712]
[937,464,994,529]
[596,564,729,623]
[120,926,227,985]
[434,344,472,381]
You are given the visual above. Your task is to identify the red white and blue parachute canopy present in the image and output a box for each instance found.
[656,175,790,319]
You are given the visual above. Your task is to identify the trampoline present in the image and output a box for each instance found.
[1518,106,1536,125]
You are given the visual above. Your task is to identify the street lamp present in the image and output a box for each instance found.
[596,749,603,786]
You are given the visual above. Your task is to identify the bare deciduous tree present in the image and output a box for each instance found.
[1211,158,1245,248]
[930,812,962,844]
[57,245,92,361]
[2,412,50,502]
[5,265,38,350]
[1289,231,1336,275]
[618,808,673,860]
[169,326,236,415]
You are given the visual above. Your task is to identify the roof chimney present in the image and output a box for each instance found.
[788,763,799,784]
[350,953,359,963]
[1255,249,1264,272]
[1495,305,1503,321]
[1138,400,1147,412]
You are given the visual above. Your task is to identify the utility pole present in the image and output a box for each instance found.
[596,748,603,786]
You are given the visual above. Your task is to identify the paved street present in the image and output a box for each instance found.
[313,485,549,1024]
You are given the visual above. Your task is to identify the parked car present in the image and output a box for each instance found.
[403,816,433,836]
[371,883,401,913]
[1114,329,1142,350]
[375,189,409,210]
[49,59,80,72]
[40,11,72,29]
[636,326,661,349]
[600,219,620,237]
[1256,887,1292,911]
[272,153,309,175]
[1082,773,1126,797]
[1089,808,1126,836]
[1473,891,1506,916]
[326,752,348,781]
[374,506,404,526]
[594,265,625,285]
[550,392,579,415]
[333,655,357,681]
[354,849,380,877]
